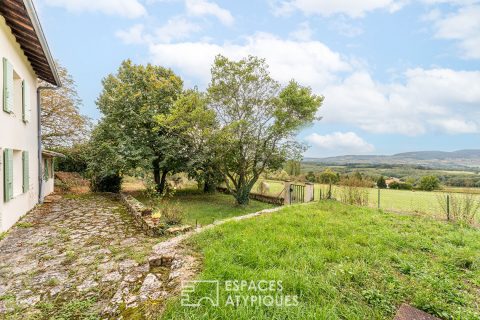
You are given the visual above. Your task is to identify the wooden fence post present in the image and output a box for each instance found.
[284,181,292,205]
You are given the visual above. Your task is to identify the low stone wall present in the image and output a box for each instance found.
[119,193,193,237]
[217,187,284,206]
[119,193,165,237]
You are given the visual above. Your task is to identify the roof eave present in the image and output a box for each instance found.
[22,0,61,87]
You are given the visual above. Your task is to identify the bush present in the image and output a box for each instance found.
[54,144,89,174]
[419,175,440,191]
[389,181,413,190]
[437,193,480,225]
[377,176,387,189]
[90,174,122,193]
[338,177,369,206]
[154,201,184,225]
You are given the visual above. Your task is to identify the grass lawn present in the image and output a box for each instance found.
[162,201,480,319]
[134,188,276,226]
[258,180,480,221]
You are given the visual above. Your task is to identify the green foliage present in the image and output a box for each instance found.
[90,60,183,193]
[157,201,185,226]
[54,143,89,174]
[305,171,316,183]
[208,55,323,205]
[155,89,222,193]
[389,181,413,190]
[319,168,339,184]
[419,175,441,191]
[285,160,301,176]
[377,176,387,189]
[90,174,122,193]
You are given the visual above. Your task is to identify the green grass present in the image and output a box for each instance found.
[257,180,480,221]
[135,188,276,226]
[162,201,480,320]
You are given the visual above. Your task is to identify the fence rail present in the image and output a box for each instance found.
[257,180,480,223]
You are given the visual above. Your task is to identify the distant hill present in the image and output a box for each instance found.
[305,149,480,169]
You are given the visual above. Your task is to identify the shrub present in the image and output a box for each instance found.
[389,181,413,190]
[160,201,184,225]
[338,177,369,206]
[54,144,89,174]
[377,176,387,189]
[305,171,316,183]
[437,193,480,225]
[419,175,440,191]
[90,174,122,193]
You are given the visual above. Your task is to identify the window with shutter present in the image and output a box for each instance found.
[3,58,13,113]
[23,151,29,193]
[44,158,49,181]
[22,80,31,123]
[3,149,13,202]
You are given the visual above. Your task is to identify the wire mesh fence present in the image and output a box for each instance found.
[257,180,480,224]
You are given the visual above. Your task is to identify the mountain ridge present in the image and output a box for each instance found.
[305,149,480,169]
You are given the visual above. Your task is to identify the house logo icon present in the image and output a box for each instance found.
[181,280,220,307]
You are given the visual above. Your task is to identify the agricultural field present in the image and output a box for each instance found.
[256,180,480,222]
[162,201,480,319]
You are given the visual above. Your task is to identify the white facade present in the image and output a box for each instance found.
[0,15,56,232]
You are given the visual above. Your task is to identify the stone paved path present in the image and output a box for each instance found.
[0,194,166,319]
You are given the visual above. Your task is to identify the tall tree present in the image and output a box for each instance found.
[41,62,90,148]
[208,55,323,205]
[155,89,221,192]
[94,60,183,193]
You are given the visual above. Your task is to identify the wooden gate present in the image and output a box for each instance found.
[290,184,305,203]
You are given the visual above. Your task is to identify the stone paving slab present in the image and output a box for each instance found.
[0,194,165,319]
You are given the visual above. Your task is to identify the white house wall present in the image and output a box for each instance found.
[0,15,40,232]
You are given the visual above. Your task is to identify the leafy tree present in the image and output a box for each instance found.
[55,143,89,174]
[377,176,387,189]
[389,181,413,190]
[419,175,440,191]
[319,169,339,184]
[94,60,183,193]
[41,62,91,148]
[208,55,323,205]
[305,171,316,183]
[285,160,301,176]
[155,90,222,193]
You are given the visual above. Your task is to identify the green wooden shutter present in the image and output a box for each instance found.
[3,58,13,113]
[44,158,48,181]
[22,80,31,122]
[3,149,13,202]
[23,151,29,193]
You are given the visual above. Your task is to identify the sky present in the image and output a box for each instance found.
[33,0,480,157]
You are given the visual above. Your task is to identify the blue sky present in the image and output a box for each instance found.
[35,0,480,157]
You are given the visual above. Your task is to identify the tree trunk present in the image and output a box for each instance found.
[235,186,250,205]
[157,170,168,194]
[203,171,217,193]
[153,159,160,186]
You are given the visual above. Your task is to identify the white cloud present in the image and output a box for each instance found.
[185,0,234,26]
[432,5,480,59]
[271,0,407,18]
[289,22,313,41]
[320,68,480,135]
[154,17,201,42]
[306,132,375,154]
[43,0,146,18]
[148,32,351,87]
[116,24,147,44]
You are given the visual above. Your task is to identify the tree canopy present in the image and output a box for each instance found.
[207,55,323,204]
[41,62,91,149]
[92,60,183,193]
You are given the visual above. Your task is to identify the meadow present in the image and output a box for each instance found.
[162,201,480,319]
